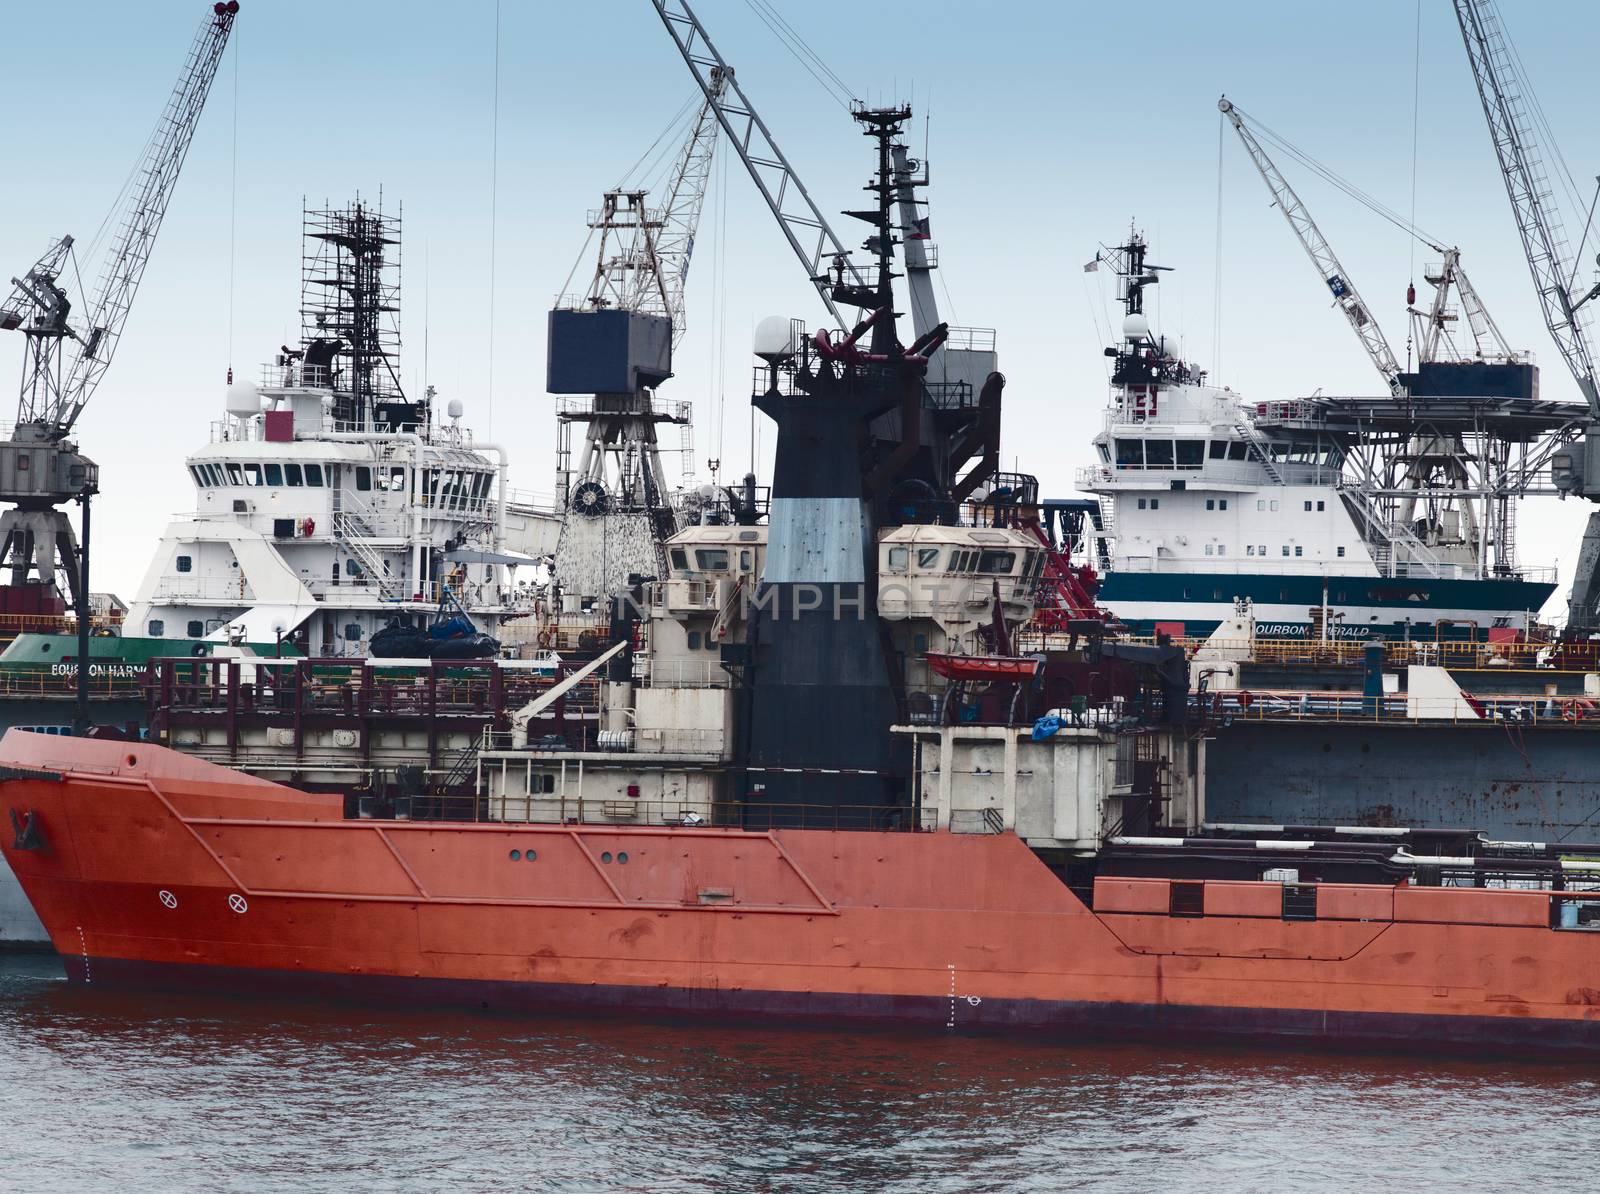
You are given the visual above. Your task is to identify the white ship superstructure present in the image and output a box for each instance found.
[1078,233,1573,640]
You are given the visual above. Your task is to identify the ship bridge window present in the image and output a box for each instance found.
[977,550,1016,574]
[1144,440,1173,467]
[356,466,372,491]
[264,463,283,486]
[175,555,193,573]
[1228,443,1250,461]
[243,463,262,486]
[887,547,908,569]
[1114,439,1143,467]
[917,547,942,569]
[695,549,730,571]
[285,463,303,487]
[1096,443,1110,464]
[226,463,243,485]
[304,464,324,487]
[670,548,689,572]
[188,466,204,486]
[1175,440,1203,467]
[1209,440,1229,460]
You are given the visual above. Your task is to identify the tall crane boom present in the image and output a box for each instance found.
[1219,97,1406,397]
[651,0,866,331]
[0,0,239,628]
[1453,0,1599,412]
[654,76,727,347]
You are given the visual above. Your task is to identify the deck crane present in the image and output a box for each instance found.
[0,2,239,637]
[1454,0,1600,633]
[1219,97,1406,397]
[650,0,873,332]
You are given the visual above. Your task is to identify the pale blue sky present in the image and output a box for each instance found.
[4,0,1598,610]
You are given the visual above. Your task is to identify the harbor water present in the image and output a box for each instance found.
[1,952,1595,1192]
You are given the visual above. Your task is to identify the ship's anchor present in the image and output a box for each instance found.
[8,808,44,852]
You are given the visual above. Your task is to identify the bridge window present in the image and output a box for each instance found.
[304,464,324,487]
[977,550,1016,573]
[1228,443,1250,461]
[226,463,243,485]
[1145,440,1173,467]
[1209,440,1229,459]
[243,463,262,486]
[356,466,372,491]
[696,549,729,571]
[670,548,688,572]
[264,464,283,486]
[285,463,303,487]
[1114,439,1143,467]
[1175,440,1203,467]
[887,547,908,569]
[917,547,941,568]
[175,555,193,573]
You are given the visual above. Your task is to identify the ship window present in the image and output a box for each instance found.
[188,466,203,485]
[1229,443,1250,461]
[1304,501,1313,512]
[344,624,362,641]
[739,550,751,571]
[1175,440,1203,467]
[1209,440,1228,459]
[226,463,243,485]
[1204,544,1213,556]
[1217,544,1227,556]
[148,620,164,637]
[670,548,689,571]
[356,466,372,491]
[1295,546,1303,557]
[175,554,193,573]
[1145,440,1173,467]
[696,549,730,571]
[243,463,262,486]
[1337,546,1346,558]
[1257,500,1265,511]
[1247,545,1255,556]
[285,463,303,487]
[1169,881,1204,917]
[1149,498,1159,510]
[186,620,204,638]
[1220,499,1228,511]
[1282,546,1290,557]
[1317,501,1325,512]
[265,463,283,486]
[1137,498,1147,510]
[1205,499,1214,511]
[688,631,702,650]
[888,547,908,569]
[1114,439,1143,467]
[917,547,941,569]
[977,550,1015,573]
[1270,500,1280,512]
[1096,443,1110,463]
[206,464,224,486]
[304,464,324,487]
[390,467,407,493]
[1282,884,1318,921]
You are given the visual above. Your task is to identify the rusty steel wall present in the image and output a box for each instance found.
[1204,722,1600,840]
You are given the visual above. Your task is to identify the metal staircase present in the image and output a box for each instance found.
[331,485,403,601]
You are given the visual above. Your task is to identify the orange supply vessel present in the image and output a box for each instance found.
[5,731,1600,1054]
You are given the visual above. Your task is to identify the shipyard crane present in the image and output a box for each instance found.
[1220,97,1406,396]
[1453,0,1600,633]
[651,0,871,332]
[0,2,240,624]
[580,69,728,349]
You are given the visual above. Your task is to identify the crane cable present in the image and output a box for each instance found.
[227,19,241,380]
[487,0,501,440]
[739,0,857,110]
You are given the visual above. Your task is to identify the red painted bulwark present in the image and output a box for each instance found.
[4,731,1600,1051]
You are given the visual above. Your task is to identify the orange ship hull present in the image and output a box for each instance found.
[4,732,1600,1053]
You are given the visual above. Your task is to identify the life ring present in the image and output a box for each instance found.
[190,642,208,657]
[537,629,552,649]
[1236,689,1254,710]
[1563,698,1595,723]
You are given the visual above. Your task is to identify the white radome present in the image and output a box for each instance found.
[753,315,794,360]
[447,397,464,420]
[1121,313,1151,342]
[225,381,261,417]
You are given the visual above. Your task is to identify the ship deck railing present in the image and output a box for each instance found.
[1020,633,1590,673]
[1196,689,1600,727]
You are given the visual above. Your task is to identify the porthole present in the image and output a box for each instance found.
[600,851,613,864]
[525,849,537,862]
[509,849,521,861]
[617,852,629,865]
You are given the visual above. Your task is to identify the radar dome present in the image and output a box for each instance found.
[446,398,464,420]
[753,315,794,360]
[1121,314,1151,343]
[1158,334,1180,359]
[225,381,261,418]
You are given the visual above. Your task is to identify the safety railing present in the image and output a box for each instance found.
[1198,689,1600,726]
[0,665,146,697]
